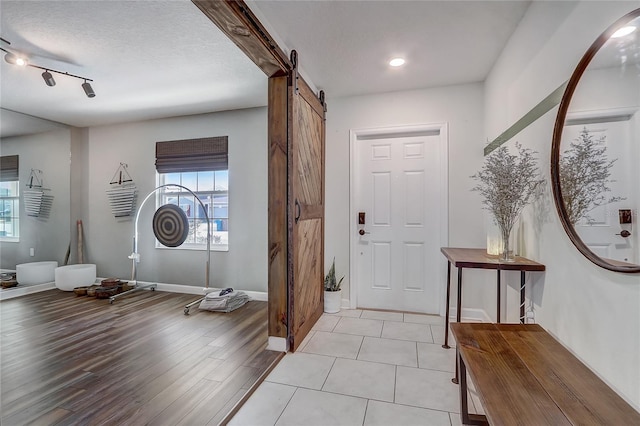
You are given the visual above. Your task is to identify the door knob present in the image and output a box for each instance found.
[359,229,370,236]
[616,230,631,238]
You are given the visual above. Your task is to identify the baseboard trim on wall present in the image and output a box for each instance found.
[341,299,490,323]
[130,280,268,302]
[0,278,268,306]
[0,282,56,301]
[267,336,288,352]
[448,307,492,323]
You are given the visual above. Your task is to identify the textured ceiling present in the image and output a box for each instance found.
[0,0,267,132]
[1,0,532,137]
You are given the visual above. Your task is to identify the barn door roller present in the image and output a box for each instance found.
[290,49,299,94]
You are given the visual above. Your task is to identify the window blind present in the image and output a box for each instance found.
[155,136,228,173]
[0,155,19,182]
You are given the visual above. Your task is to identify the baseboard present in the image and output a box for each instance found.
[340,298,490,322]
[0,278,269,303]
[449,307,491,323]
[267,336,288,352]
[99,278,268,301]
[0,282,56,301]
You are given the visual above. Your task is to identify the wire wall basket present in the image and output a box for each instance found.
[106,163,137,218]
[24,169,53,218]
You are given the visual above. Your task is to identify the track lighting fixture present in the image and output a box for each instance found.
[42,70,56,87]
[1,37,95,98]
[82,80,95,98]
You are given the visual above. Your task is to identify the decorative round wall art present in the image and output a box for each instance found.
[152,204,189,247]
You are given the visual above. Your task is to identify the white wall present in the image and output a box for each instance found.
[79,107,268,292]
[0,129,71,269]
[485,0,640,409]
[70,127,89,267]
[325,83,489,314]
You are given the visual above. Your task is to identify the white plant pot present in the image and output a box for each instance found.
[324,289,342,314]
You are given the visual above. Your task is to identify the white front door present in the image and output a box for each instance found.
[351,125,448,314]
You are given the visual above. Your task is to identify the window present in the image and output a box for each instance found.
[0,181,19,240]
[155,137,228,251]
[157,170,228,249]
[0,155,19,241]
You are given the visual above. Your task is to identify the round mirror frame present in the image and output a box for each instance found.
[551,8,640,273]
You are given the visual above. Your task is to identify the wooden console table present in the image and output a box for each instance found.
[440,247,545,349]
[451,323,640,425]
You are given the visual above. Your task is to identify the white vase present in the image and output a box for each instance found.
[324,289,342,313]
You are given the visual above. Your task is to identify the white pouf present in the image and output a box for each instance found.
[55,264,97,291]
[16,261,58,285]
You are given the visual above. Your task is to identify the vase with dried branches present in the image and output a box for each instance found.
[472,143,545,261]
[559,128,624,225]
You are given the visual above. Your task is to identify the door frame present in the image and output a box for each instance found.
[193,0,291,351]
[349,123,449,315]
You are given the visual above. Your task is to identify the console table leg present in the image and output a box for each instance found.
[443,261,452,349]
[456,267,462,323]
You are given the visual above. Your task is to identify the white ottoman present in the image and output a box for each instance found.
[16,261,58,285]
[55,264,97,291]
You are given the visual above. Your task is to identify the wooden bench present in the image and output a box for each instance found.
[450,323,640,425]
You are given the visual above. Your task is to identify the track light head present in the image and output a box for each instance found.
[42,70,56,87]
[82,80,95,98]
[4,52,28,66]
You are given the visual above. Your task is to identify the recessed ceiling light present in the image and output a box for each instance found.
[612,26,636,38]
[389,58,405,67]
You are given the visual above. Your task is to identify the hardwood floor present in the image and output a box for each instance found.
[0,289,282,425]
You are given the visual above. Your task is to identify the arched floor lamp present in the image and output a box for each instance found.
[109,184,211,313]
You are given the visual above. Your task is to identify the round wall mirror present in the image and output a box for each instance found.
[552,8,640,273]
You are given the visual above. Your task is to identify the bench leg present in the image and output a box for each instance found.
[458,351,489,426]
[452,347,459,384]
[520,271,526,324]
[452,266,463,384]
[496,270,501,323]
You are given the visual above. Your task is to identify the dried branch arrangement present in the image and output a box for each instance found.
[559,128,624,225]
[472,143,544,259]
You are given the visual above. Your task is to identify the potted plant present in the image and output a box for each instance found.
[471,143,544,261]
[324,258,344,313]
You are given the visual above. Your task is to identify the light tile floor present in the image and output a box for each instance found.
[229,310,485,426]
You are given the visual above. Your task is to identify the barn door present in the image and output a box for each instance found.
[288,52,326,351]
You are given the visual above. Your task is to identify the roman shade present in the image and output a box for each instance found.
[155,136,228,173]
[0,155,19,182]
